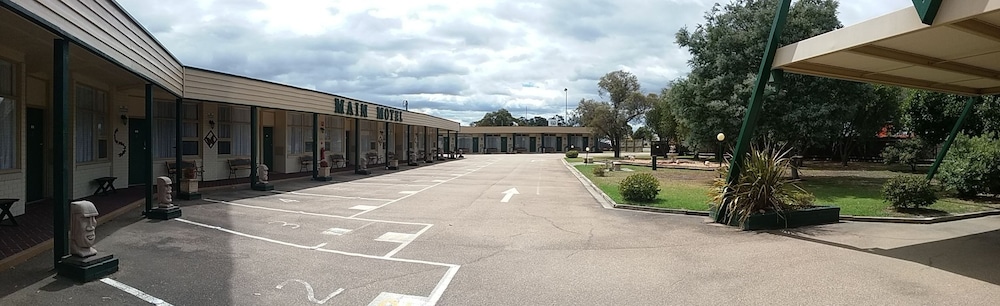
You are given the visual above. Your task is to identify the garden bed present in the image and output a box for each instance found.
[711,206,841,230]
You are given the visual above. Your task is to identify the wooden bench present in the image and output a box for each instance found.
[330,154,346,168]
[299,155,313,172]
[365,152,380,166]
[166,160,204,181]
[0,198,18,226]
[485,148,499,154]
[93,177,117,196]
[228,158,251,179]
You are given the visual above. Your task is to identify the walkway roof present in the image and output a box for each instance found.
[772,0,1000,96]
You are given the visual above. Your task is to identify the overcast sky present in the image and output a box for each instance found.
[117,0,913,125]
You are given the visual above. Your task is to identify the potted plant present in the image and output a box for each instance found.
[710,143,838,230]
[179,166,201,200]
[319,159,331,178]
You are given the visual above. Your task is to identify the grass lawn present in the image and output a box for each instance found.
[571,159,1000,218]
[574,164,713,211]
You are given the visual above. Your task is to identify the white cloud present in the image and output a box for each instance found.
[119,0,915,125]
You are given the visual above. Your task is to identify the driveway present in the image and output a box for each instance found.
[1,154,998,305]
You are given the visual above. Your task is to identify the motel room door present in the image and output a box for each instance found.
[529,137,537,153]
[26,108,45,201]
[263,127,274,169]
[500,137,508,153]
[128,118,147,186]
[472,137,479,153]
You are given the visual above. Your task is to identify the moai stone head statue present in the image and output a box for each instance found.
[156,176,173,208]
[70,200,99,258]
[257,163,269,184]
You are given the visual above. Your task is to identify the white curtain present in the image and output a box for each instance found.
[458,135,472,151]
[486,136,499,149]
[0,97,14,169]
[544,135,556,148]
[152,101,176,158]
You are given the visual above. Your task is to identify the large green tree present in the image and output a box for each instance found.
[472,108,518,126]
[648,87,686,145]
[668,0,875,152]
[577,70,654,157]
[834,85,903,166]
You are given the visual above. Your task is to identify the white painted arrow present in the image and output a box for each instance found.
[500,188,519,203]
[279,198,299,203]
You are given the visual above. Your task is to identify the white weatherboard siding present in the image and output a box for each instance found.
[7,0,183,95]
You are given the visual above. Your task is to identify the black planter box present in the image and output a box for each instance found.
[713,206,840,230]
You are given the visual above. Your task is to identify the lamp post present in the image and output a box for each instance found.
[404,100,408,111]
[717,132,726,167]
[564,88,568,124]
[585,146,590,163]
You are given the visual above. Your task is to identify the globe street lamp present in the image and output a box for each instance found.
[585,146,591,163]
[717,132,726,167]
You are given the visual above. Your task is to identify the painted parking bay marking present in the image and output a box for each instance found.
[350,205,380,211]
[322,228,352,236]
[376,232,417,244]
[279,198,300,203]
[275,279,344,304]
[500,188,519,203]
[267,220,301,229]
[369,292,429,306]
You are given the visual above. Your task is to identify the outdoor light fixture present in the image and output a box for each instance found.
[119,106,128,125]
[208,113,216,129]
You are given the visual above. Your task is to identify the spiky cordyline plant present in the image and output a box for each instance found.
[711,142,814,226]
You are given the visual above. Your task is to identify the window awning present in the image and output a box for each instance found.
[772,1,1000,96]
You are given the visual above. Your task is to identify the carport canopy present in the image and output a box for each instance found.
[772,0,1000,96]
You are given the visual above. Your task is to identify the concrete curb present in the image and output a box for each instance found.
[840,210,1000,224]
[562,159,615,209]
[613,204,711,216]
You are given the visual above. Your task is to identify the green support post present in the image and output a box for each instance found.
[143,85,153,214]
[406,125,412,164]
[312,113,319,179]
[354,119,366,174]
[52,39,70,266]
[912,0,943,25]
[424,126,430,163]
[718,0,792,223]
[384,121,390,167]
[250,106,258,188]
[927,97,977,181]
[174,98,182,189]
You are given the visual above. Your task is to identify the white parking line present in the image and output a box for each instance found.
[348,159,499,218]
[174,218,460,306]
[271,190,394,202]
[201,199,431,226]
[101,278,173,306]
[349,205,379,211]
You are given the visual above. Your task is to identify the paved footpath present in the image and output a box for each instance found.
[1,154,999,305]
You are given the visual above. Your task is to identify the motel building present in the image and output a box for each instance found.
[455,126,596,154]
[0,1,464,269]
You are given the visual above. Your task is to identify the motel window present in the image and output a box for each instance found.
[74,85,108,163]
[359,120,375,152]
[287,113,311,155]
[0,59,15,170]
[325,116,345,155]
[515,134,530,150]
[218,106,251,156]
[458,135,472,152]
[153,101,200,158]
[485,134,500,150]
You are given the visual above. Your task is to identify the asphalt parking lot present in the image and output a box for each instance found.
[1,154,999,305]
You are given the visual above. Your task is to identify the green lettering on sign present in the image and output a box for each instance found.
[347,102,353,115]
[334,99,344,114]
[912,0,942,25]
[361,104,368,117]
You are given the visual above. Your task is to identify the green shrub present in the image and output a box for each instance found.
[593,165,606,177]
[881,138,925,171]
[619,173,660,203]
[882,175,937,209]
[565,150,579,158]
[710,143,814,226]
[937,134,1000,198]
